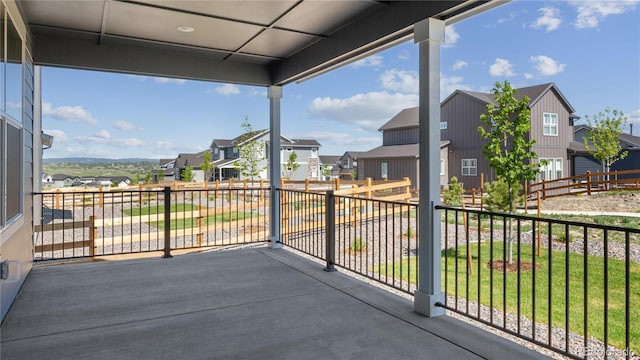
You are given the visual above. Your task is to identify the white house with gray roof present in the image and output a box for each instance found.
[210,130,321,181]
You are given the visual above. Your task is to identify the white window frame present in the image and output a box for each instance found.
[381,162,388,180]
[310,148,318,158]
[440,121,447,130]
[539,158,563,180]
[461,158,477,176]
[543,113,558,136]
[440,159,445,176]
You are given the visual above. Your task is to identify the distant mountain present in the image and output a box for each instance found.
[43,157,157,164]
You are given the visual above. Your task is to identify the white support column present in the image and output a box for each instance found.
[268,86,283,249]
[414,18,445,317]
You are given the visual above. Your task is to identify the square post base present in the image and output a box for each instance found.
[414,290,445,317]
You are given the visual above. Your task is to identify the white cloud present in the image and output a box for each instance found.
[213,84,240,96]
[524,72,534,79]
[95,129,111,140]
[301,131,380,149]
[379,69,418,94]
[489,58,515,77]
[628,108,640,125]
[443,25,460,48]
[308,91,418,131]
[42,102,98,125]
[350,55,383,68]
[531,7,562,32]
[42,129,69,144]
[114,120,142,131]
[441,75,472,97]
[153,77,186,84]
[115,138,144,147]
[570,0,637,29]
[452,60,468,71]
[397,50,410,61]
[530,55,566,76]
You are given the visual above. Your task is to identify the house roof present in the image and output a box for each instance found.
[213,158,237,169]
[359,141,450,159]
[574,125,640,149]
[378,107,419,131]
[341,151,364,159]
[175,152,206,169]
[319,155,341,165]
[443,83,576,114]
[20,1,500,87]
[212,130,320,149]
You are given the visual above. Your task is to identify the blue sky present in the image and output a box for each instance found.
[42,0,640,160]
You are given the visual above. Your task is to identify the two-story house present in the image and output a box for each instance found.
[441,83,578,189]
[570,125,640,178]
[338,151,363,179]
[358,107,450,187]
[210,130,321,181]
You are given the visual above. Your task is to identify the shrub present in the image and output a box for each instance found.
[349,238,366,252]
[484,179,523,213]
[442,176,464,206]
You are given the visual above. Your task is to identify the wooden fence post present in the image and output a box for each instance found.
[403,177,410,200]
[305,178,310,192]
[365,177,372,199]
[89,215,97,257]
[586,171,592,195]
[335,177,341,191]
[55,189,61,209]
[196,206,204,247]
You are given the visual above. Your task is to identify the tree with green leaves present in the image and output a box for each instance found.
[583,107,628,184]
[144,171,153,184]
[233,117,266,182]
[478,80,540,263]
[181,165,194,182]
[200,150,213,186]
[322,163,333,179]
[282,151,300,179]
[441,176,464,206]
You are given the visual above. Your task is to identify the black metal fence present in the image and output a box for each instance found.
[437,205,638,359]
[33,186,270,260]
[280,188,418,295]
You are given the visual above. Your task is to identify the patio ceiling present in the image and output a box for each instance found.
[19,0,501,86]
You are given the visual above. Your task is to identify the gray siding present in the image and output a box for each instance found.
[574,155,601,176]
[529,89,573,149]
[383,128,418,146]
[361,158,418,188]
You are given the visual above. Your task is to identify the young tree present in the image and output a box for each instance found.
[478,80,540,263]
[322,163,332,179]
[200,150,213,186]
[144,171,153,184]
[583,107,628,183]
[182,165,195,182]
[282,151,300,179]
[233,117,266,182]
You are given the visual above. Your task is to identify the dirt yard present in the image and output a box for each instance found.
[539,191,640,213]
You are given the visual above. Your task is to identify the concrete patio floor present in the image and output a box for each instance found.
[1,247,548,359]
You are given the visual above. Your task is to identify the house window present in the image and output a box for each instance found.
[381,162,388,180]
[461,158,477,176]
[287,147,292,152]
[232,147,238,157]
[543,113,558,136]
[440,159,445,176]
[440,121,447,130]
[310,148,318,158]
[539,158,563,180]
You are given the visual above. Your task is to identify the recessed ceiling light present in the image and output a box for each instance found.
[177,26,194,33]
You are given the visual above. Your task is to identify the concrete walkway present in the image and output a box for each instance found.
[1,248,547,359]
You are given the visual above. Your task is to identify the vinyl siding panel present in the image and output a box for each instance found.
[441,93,489,150]
[361,158,418,188]
[383,128,418,146]
[529,89,573,148]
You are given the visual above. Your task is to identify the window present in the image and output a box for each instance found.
[440,159,445,176]
[461,158,477,176]
[286,147,292,152]
[381,162,388,180]
[440,121,447,130]
[543,113,558,136]
[310,148,318,158]
[539,158,563,180]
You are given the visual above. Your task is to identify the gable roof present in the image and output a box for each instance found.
[319,155,341,165]
[175,151,206,169]
[443,83,576,114]
[212,130,320,148]
[575,125,640,148]
[358,141,450,159]
[379,107,419,131]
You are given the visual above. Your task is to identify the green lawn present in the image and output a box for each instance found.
[375,241,640,353]
[123,203,254,230]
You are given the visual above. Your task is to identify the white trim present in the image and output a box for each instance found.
[543,112,558,136]
[461,158,477,176]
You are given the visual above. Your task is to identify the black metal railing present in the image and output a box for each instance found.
[437,205,638,359]
[280,188,418,295]
[34,186,270,260]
